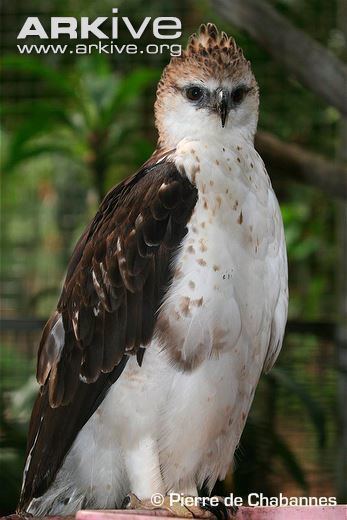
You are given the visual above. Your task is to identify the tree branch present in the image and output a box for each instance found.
[213,0,347,116]
[255,131,347,199]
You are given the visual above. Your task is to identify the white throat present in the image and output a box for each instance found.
[158,100,258,150]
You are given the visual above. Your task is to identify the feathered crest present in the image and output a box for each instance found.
[170,23,247,75]
[184,23,239,56]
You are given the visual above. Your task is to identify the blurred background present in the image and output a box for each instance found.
[1,0,346,515]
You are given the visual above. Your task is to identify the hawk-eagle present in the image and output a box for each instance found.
[18,23,288,516]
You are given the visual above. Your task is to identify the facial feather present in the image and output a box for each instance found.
[155,23,259,148]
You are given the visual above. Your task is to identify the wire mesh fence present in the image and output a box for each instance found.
[0,0,344,514]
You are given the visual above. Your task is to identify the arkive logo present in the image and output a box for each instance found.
[17,8,182,40]
[16,8,182,56]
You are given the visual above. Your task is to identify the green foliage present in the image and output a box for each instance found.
[2,54,159,199]
[269,367,326,448]
[1,54,160,314]
[0,346,37,515]
[0,346,35,394]
[281,187,337,319]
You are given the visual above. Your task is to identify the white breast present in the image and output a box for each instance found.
[152,135,288,490]
[157,136,287,372]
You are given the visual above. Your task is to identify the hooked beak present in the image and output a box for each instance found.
[217,89,229,128]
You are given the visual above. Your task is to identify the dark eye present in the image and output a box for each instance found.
[186,86,204,101]
[231,86,247,104]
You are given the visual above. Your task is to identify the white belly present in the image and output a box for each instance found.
[29,136,287,514]
[55,342,259,509]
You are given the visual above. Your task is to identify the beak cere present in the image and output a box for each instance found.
[217,89,229,128]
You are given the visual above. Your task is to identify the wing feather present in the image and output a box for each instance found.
[18,156,198,512]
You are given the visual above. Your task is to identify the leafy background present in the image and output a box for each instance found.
[0,0,345,515]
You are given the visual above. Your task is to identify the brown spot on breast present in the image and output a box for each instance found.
[213,264,220,271]
[201,221,206,228]
[197,258,207,266]
[156,314,170,336]
[222,147,225,152]
[189,280,195,289]
[203,199,208,210]
[199,238,207,252]
[215,159,220,165]
[212,327,228,353]
[237,146,241,151]
[201,183,206,194]
[250,162,254,168]
[233,200,239,210]
[174,265,184,279]
[179,296,191,317]
[193,297,204,307]
[166,339,206,372]
[237,157,241,163]
[237,211,243,224]
[216,195,222,209]
[209,180,214,186]
[190,164,200,184]
[187,245,195,254]
[156,310,206,371]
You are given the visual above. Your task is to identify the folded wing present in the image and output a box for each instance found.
[18,156,198,511]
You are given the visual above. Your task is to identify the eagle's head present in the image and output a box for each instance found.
[155,23,259,149]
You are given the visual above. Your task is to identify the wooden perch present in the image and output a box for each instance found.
[212,0,347,117]
[255,131,347,199]
[5,506,347,519]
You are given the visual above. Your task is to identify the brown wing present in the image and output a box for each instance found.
[18,156,198,511]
